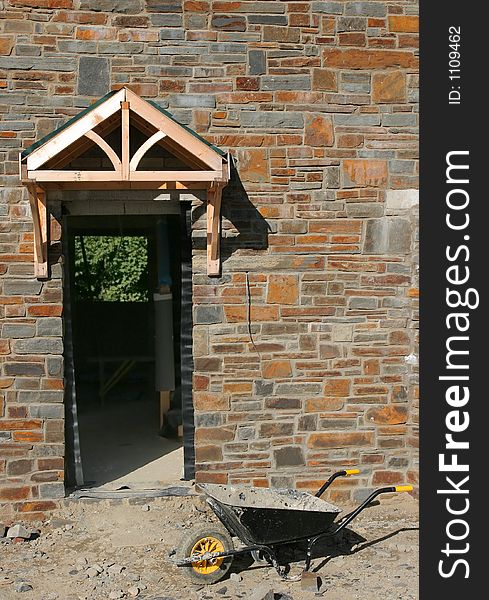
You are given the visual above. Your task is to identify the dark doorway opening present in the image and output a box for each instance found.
[63,212,192,489]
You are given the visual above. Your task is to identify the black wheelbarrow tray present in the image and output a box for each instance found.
[175,469,413,584]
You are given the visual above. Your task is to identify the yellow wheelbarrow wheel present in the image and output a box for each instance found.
[177,524,234,584]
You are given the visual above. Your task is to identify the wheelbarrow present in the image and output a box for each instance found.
[175,469,413,584]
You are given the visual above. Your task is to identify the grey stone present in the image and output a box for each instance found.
[98,42,144,55]
[237,426,256,441]
[146,0,182,11]
[248,15,288,25]
[1,324,35,339]
[170,94,215,108]
[16,45,41,57]
[47,356,63,376]
[240,112,304,129]
[3,279,42,296]
[248,585,274,600]
[57,40,97,54]
[324,167,340,189]
[389,160,415,175]
[4,363,44,377]
[37,318,63,337]
[345,2,387,17]
[0,523,6,537]
[149,14,183,27]
[195,414,222,427]
[346,203,384,218]
[211,16,247,32]
[349,297,378,309]
[249,50,266,75]
[276,383,322,395]
[254,380,274,396]
[15,583,33,593]
[270,475,294,488]
[210,42,247,54]
[261,76,311,91]
[79,0,143,13]
[312,2,345,14]
[29,404,64,419]
[298,414,317,432]
[334,113,381,126]
[7,524,30,539]
[386,189,419,211]
[274,446,305,468]
[217,1,285,11]
[382,113,417,127]
[364,218,412,254]
[39,483,65,499]
[13,338,63,355]
[159,29,185,40]
[337,16,367,31]
[78,57,110,97]
[194,305,224,325]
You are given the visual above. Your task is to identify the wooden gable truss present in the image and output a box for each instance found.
[19,87,230,278]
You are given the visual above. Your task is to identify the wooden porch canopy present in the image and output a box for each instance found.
[19,87,230,278]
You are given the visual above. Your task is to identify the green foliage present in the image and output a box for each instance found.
[74,236,149,302]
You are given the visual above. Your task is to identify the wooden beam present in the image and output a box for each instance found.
[207,184,223,277]
[27,185,48,279]
[125,88,223,172]
[28,170,223,183]
[26,88,125,171]
[130,130,166,171]
[121,100,130,180]
[84,130,122,171]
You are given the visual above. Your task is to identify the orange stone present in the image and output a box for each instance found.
[312,68,337,91]
[343,159,388,188]
[193,392,230,412]
[372,71,406,103]
[267,274,298,305]
[237,148,269,183]
[0,36,14,55]
[366,405,408,425]
[323,378,350,397]
[263,360,293,379]
[308,432,374,449]
[304,113,334,147]
[388,15,419,33]
[225,305,279,322]
[323,48,417,69]
[305,398,344,412]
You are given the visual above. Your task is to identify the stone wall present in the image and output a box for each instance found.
[0,0,419,518]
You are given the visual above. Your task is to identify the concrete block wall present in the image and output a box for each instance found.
[0,0,419,518]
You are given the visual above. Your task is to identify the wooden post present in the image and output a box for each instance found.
[121,100,130,181]
[27,185,48,279]
[207,184,222,277]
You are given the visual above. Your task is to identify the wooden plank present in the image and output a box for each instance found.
[28,170,222,183]
[84,130,122,171]
[27,185,48,279]
[35,180,208,191]
[121,100,130,180]
[129,130,166,171]
[26,88,125,171]
[28,171,127,182]
[207,185,222,277]
[129,170,222,182]
[126,88,223,172]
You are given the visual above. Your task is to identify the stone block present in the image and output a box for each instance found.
[345,2,387,17]
[342,159,388,188]
[349,296,377,309]
[267,274,298,305]
[337,16,367,31]
[13,338,63,355]
[170,94,216,108]
[159,29,185,40]
[382,113,417,127]
[263,26,300,43]
[78,57,109,96]
[211,16,247,31]
[312,2,344,15]
[366,405,408,425]
[249,50,266,75]
[80,0,143,11]
[3,280,42,296]
[372,71,406,103]
[385,189,419,211]
[37,318,63,337]
[308,431,375,449]
[274,446,305,468]
[194,305,224,325]
[241,111,304,129]
[364,217,412,254]
[237,148,269,183]
[1,324,35,339]
[305,113,334,147]
[312,68,337,91]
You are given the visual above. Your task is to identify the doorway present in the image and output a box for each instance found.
[63,211,193,489]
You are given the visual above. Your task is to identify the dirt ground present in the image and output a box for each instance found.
[0,490,418,600]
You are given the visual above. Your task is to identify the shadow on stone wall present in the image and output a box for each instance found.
[192,163,271,266]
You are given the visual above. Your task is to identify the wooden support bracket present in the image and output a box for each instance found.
[27,184,49,279]
[207,183,223,277]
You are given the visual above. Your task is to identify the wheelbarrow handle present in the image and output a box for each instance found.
[333,485,414,534]
[315,469,361,498]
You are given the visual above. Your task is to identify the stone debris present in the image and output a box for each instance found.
[0,523,6,538]
[230,573,243,583]
[108,591,125,599]
[108,564,124,576]
[248,585,275,600]
[15,582,33,593]
[127,586,140,597]
[300,571,323,593]
[6,524,31,540]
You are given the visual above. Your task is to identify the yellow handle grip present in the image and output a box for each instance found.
[345,469,360,475]
[395,485,413,493]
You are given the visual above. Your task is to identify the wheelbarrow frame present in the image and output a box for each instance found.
[176,470,413,581]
